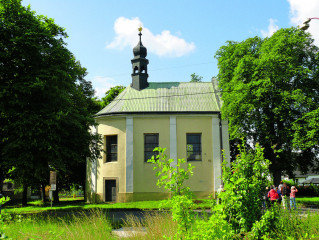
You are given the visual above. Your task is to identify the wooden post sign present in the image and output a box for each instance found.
[50,171,57,191]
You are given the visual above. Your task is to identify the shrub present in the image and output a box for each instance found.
[148,147,195,239]
[189,213,234,240]
[282,179,297,187]
[218,141,272,234]
[249,206,279,239]
[297,185,319,197]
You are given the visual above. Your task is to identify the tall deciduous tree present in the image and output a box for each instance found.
[100,86,125,109]
[215,27,319,183]
[0,0,101,204]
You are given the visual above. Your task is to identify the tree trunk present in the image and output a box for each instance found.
[0,176,4,193]
[272,169,282,186]
[53,187,59,204]
[41,183,47,202]
[22,185,28,206]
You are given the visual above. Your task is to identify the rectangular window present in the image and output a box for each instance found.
[186,133,202,161]
[144,133,159,162]
[105,135,117,162]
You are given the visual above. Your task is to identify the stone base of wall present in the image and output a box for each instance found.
[86,191,217,203]
[87,191,216,203]
[118,192,170,202]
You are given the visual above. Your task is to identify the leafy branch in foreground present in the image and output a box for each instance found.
[148,147,194,197]
[148,147,195,239]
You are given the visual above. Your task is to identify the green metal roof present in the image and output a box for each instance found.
[96,82,221,116]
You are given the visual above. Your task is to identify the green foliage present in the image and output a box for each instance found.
[190,73,203,82]
[282,179,297,187]
[0,196,10,207]
[148,147,194,196]
[170,195,196,239]
[297,185,319,197]
[190,213,234,240]
[100,86,125,109]
[218,141,272,233]
[148,147,195,238]
[249,206,279,239]
[0,0,102,202]
[293,107,319,149]
[0,196,12,239]
[147,143,319,239]
[215,27,319,182]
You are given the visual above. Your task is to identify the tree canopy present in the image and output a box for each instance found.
[99,85,125,109]
[0,0,101,203]
[190,73,203,82]
[215,27,319,183]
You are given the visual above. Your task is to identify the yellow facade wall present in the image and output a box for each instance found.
[133,116,170,193]
[95,117,126,201]
[87,114,227,202]
[176,116,214,193]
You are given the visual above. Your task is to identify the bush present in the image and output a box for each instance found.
[189,213,234,240]
[218,141,272,234]
[296,185,319,197]
[283,179,297,187]
[249,206,279,239]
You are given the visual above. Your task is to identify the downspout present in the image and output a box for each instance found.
[218,113,224,186]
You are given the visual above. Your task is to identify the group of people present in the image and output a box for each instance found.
[264,181,298,210]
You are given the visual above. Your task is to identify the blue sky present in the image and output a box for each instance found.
[22,0,319,99]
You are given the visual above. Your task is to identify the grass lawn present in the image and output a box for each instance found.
[3,198,212,214]
[3,197,318,215]
[296,196,319,207]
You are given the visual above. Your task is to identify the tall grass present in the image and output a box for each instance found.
[4,208,319,239]
[121,211,177,239]
[274,209,319,239]
[5,210,115,240]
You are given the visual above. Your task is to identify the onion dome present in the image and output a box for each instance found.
[133,31,147,59]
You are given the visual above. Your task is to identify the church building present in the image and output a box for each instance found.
[86,29,230,203]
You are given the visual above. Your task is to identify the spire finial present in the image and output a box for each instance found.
[138,26,142,41]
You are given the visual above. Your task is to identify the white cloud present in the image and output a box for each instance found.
[261,18,279,37]
[90,76,117,99]
[106,17,195,58]
[287,0,319,45]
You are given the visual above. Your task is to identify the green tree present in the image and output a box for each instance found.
[215,27,319,184]
[0,0,101,204]
[219,142,272,234]
[293,108,319,149]
[100,86,125,109]
[190,73,203,82]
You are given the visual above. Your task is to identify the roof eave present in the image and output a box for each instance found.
[94,110,221,118]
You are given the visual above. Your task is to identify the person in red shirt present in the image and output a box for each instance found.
[268,186,279,204]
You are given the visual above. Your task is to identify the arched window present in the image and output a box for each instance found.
[141,66,146,74]
[133,66,138,74]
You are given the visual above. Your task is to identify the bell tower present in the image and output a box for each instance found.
[131,27,149,90]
